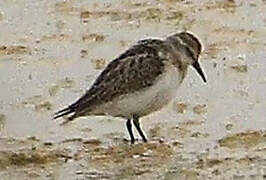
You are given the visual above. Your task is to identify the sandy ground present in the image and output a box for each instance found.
[0,0,266,179]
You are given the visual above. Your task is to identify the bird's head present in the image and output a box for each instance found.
[166,31,207,83]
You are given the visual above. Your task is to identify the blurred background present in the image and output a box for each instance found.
[0,0,266,179]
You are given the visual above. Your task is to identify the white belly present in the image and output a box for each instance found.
[91,65,182,119]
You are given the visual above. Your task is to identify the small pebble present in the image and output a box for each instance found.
[43,142,53,146]
[193,104,207,114]
[225,123,233,130]
[176,102,187,113]
[75,170,83,175]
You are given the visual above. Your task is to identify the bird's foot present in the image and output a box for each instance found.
[123,138,147,144]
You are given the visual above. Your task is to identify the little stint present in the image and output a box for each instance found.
[54,31,207,144]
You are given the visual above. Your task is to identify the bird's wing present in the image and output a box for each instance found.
[54,39,167,119]
[75,44,165,107]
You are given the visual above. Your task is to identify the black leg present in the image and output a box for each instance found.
[126,119,135,144]
[132,115,147,143]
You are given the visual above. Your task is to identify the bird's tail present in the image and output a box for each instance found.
[53,106,75,119]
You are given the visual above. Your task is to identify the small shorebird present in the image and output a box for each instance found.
[54,32,207,144]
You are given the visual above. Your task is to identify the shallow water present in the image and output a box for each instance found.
[0,0,266,179]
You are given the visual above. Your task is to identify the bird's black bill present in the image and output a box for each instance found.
[192,61,207,83]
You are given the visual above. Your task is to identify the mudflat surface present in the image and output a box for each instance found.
[0,0,266,179]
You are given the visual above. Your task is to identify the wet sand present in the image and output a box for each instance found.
[0,0,266,179]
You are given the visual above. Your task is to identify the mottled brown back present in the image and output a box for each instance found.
[70,39,167,113]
